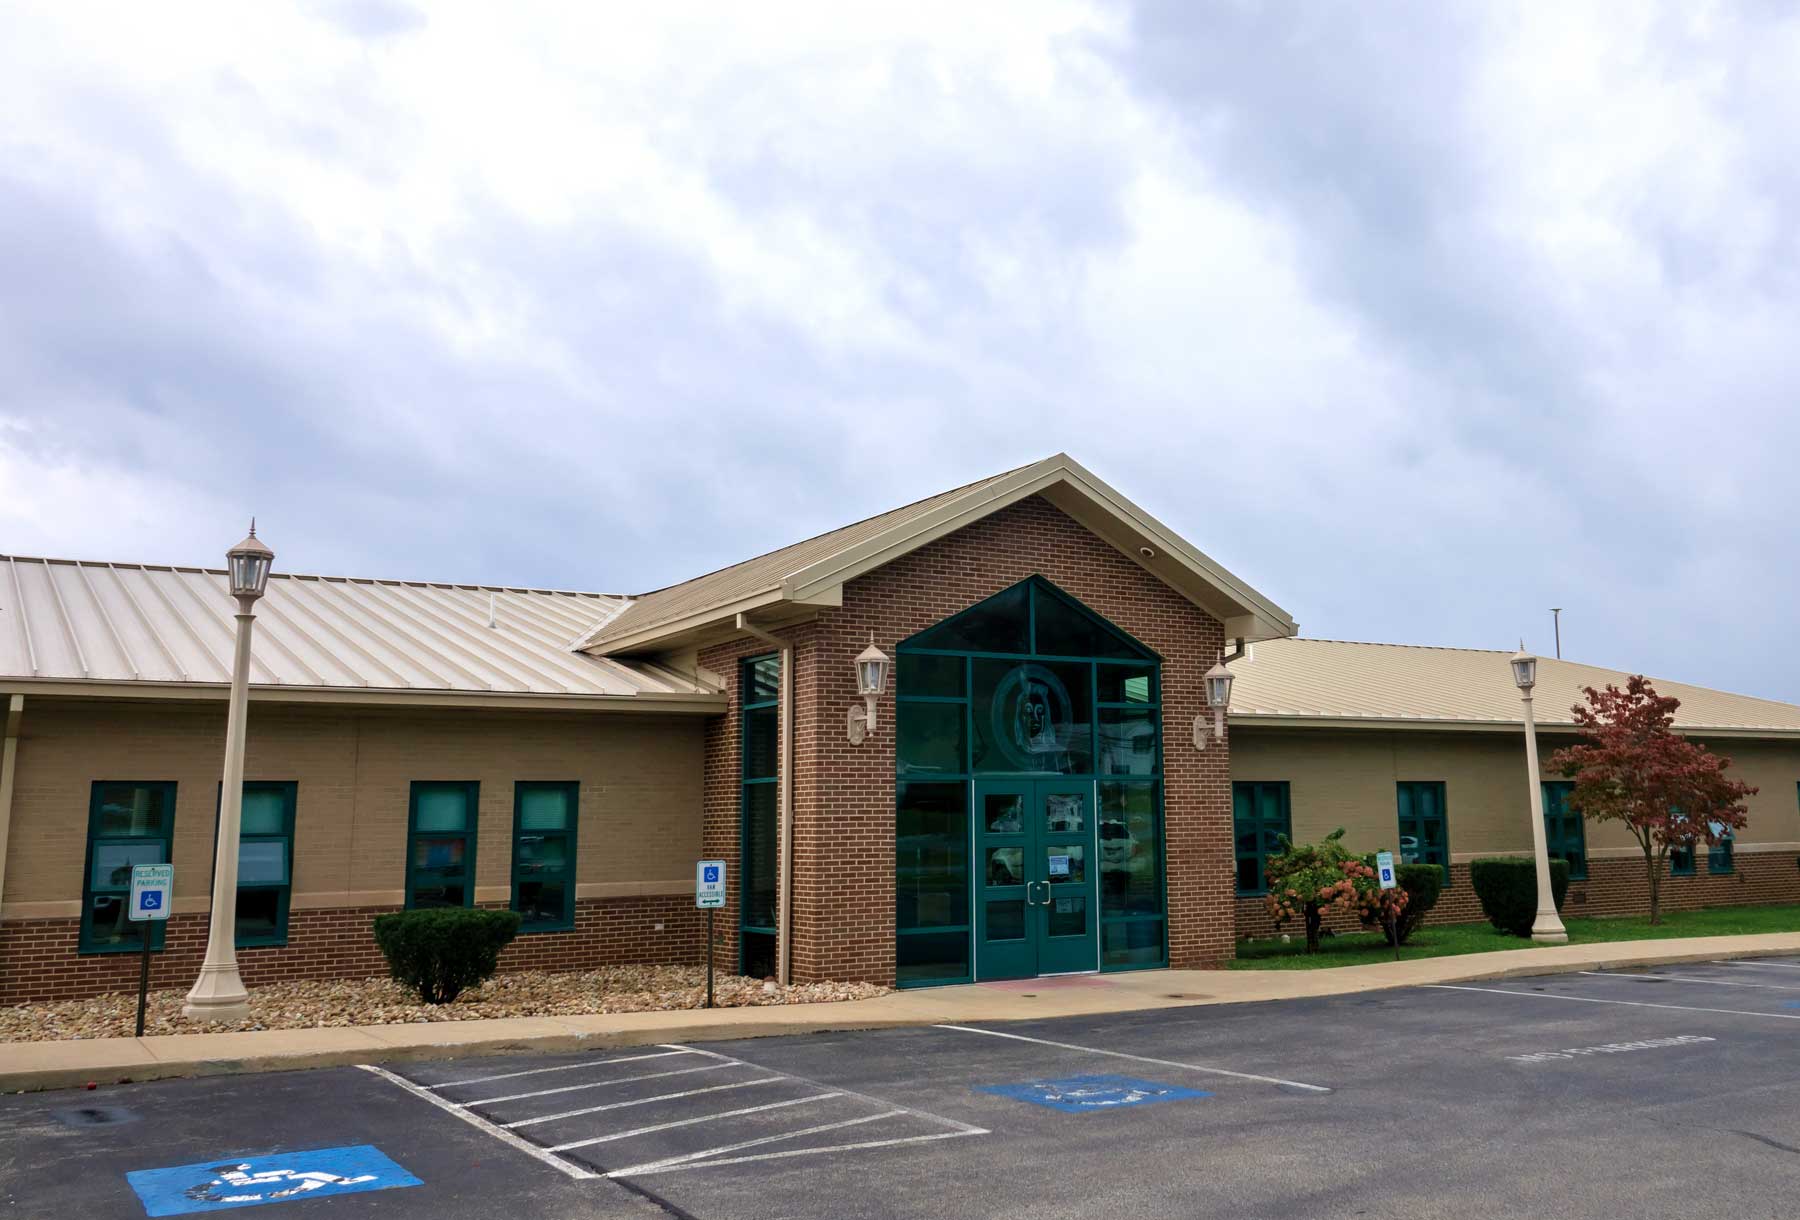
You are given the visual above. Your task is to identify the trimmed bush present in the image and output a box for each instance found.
[1469,857,1571,937]
[1361,861,1444,945]
[372,908,522,1004]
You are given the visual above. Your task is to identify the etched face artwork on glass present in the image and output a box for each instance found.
[992,663,1074,770]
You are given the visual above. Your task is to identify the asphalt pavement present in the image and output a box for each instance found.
[6,956,1800,1219]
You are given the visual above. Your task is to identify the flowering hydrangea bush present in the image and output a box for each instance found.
[1263,828,1409,953]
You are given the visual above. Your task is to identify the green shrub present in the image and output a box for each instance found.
[1361,860,1445,945]
[1469,857,1571,937]
[372,908,522,1004]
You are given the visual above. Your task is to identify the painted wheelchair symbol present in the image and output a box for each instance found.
[185,1164,376,1204]
[140,892,163,911]
[980,1073,1210,1113]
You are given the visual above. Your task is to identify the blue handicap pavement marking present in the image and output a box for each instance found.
[127,1145,421,1216]
[980,1073,1210,1114]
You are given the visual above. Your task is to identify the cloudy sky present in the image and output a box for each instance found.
[4,2,1798,701]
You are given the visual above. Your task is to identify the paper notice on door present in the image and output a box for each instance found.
[1048,854,1071,878]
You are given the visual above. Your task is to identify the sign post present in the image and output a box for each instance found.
[1374,851,1399,963]
[696,860,726,1009]
[128,863,174,1037]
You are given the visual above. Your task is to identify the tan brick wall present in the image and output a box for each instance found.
[0,699,706,1002]
[1230,725,1800,938]
[701,494,1234,986]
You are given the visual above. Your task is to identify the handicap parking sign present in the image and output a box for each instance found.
[129,864,173,922]
[980,1073,1210,1114]
[126,1145,421,1215]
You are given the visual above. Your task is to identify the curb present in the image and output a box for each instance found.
[4,940,1795,1094]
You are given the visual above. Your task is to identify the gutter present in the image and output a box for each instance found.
[0,695,20,914]
[736,614,794,987]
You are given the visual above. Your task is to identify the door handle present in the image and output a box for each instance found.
[1029,880,1052,905]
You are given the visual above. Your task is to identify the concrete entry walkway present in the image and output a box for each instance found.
[5,930,1800,1093]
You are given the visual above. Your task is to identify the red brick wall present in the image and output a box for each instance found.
[1233,851,1800,940]
[0,894,704,1005]
[709,494,1233,985]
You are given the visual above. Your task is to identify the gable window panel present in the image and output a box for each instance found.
[408,781,478,908]
[514,782,578,931]
[740,655,780,978]
[81,781,177,953]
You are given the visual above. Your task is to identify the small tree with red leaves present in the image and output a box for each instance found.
[1549,676,1756,925]
[1264,828,1407,952]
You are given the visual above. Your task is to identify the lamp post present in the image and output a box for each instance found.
[1511,647,1568,944]
[183,523,274,1022]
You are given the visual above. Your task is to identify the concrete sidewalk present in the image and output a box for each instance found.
[7,931,1800,1093]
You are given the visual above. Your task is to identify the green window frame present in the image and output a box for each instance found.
[1704,818,1734,874]
[407,781,479,909]
[80,781,177,953]
[1232,781,1290,896]
[740,655,780,978]
[512,781,578,931]
[1540,780,1586,881]
[213,781,297,947]
[1669,842,1696,876]
[1396,781,1450,884]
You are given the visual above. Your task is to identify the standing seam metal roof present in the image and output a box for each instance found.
[0,556,715,699]
[1229,638,1800,734]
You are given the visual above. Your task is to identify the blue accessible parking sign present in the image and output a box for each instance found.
[980,1074,1210,1113]
[126,1145,421,1215]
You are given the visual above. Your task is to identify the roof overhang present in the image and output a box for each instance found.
[1229,713,1800,741]
[0,678,727,715]
[585,454,1297,657]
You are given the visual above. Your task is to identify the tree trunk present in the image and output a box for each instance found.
[1304,903,1323,953]
[1646,849,1662,926]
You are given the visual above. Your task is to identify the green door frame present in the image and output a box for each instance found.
[974,778,1099,980]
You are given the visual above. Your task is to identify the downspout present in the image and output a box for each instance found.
[0,695,22,916]
[736,615,794,986]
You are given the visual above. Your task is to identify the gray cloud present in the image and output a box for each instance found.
[3,3,1798,703]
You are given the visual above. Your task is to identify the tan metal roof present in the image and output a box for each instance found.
[580,454,1298,655]
[0,556,720,708]
[1230,638,1800,737]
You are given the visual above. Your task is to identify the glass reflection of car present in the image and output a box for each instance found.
[1099,820,1156,899]
[1100,819,1132,867]
[1398,834,1420,865]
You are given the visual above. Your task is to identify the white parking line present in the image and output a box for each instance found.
[1426,983,1800,1020]
[504,1076,787,1128]
[478,1061,736,1105]
[933,1024,1333,1093]
[547,1092,841,1153]
[1581,970,1800,992]
[606,1110,905,1178]
[630,1129,996,1177]
[1716,959,1800,972]
[433,1049,692,1089]
[357,1064,598,1181]
[678,1045,990,1136]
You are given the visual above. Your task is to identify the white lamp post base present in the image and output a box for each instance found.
[1530,914,1569,944]
[182,964,251,1023]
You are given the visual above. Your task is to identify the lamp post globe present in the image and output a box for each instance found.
[183,522,274,1022]
[1513,647,1567,944]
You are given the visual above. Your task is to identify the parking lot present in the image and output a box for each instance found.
[5,957,1800,1219]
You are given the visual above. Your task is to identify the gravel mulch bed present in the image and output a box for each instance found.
[0,965,889,1042]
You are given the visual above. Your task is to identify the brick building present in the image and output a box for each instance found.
[1,454,1796,1004]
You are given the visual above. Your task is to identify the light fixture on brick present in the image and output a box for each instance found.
[1192,659,1235,751]
[846,638,891,744]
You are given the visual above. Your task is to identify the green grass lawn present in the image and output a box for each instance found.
[1230,902,1800,970]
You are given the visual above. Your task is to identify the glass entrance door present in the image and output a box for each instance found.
[975,779,1098,980]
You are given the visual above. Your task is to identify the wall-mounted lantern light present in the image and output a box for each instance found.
[846,639,891,744]
[1192,659,1235,751]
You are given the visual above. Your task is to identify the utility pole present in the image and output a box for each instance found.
[1550,608,1562,659]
